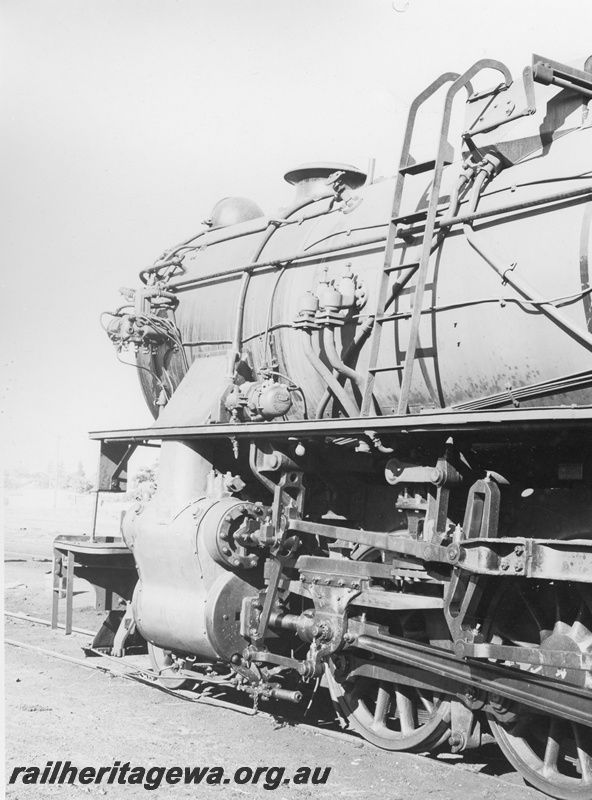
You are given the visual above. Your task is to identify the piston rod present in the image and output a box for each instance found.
[356,632,592,727]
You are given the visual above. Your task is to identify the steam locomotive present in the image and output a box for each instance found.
[90,54,592,798]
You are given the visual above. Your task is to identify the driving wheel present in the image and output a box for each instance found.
[484,582,592,799]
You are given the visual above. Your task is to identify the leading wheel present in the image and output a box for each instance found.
[484,582,592,799]
[147,643,193,690]
[326,656,450,751]
[325,544,451,752]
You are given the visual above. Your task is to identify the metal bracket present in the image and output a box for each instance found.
[443,478,501,643]
[449,699,481,752]
[447,536,592,583]
[97,440,137,492]
[90,440,137,542]
[111,602,136,657]
[464,63,536,138]
[299,581,361,676]
[532,54,592,99]
[251,471,305,644]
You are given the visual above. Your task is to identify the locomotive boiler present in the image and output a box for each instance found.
[91,54,592,799]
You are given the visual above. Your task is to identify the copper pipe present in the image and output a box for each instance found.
[322,326,364,389]
[226,192,336,378]
[300,329,359,418]
[315,317,374,419]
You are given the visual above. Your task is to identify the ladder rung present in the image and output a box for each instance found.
[369,365,405,374]
[399,157,451,176]
[400,159,436,175]
[385,260,420,273]
[392,209,428,225]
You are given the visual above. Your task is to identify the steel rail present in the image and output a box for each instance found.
[3,637,452,763]
[5,611,94,637]
[3,637,397,741]
[7,630,587,788]
[4,551,52,561]
[4,637,257,715]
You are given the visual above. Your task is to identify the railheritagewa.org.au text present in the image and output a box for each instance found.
[9,761,332,791]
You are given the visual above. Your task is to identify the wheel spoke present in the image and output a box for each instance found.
[327,660,449,752]
[542,718,561,776]
[486,583,592,797]
[573,723,592,784]
[521,592,546,640]
[395,689,416,734]
[371,682,391,730]
[418,692,435,715]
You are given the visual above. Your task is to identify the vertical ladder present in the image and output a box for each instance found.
[360,59,514,416]
[359,72,459,416]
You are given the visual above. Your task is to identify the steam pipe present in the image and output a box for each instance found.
[401,183,592,238]
[364,158,376,186]
[300,329,359,418]
[323,326,365,389]
[227,191,337,378]
[169,231,389,293]
[156,184,592,293]
[140,198,346,282]
[315,317,374,419]
[315,316,374,418]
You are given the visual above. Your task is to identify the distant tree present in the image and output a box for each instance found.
[131,464,158,501]
[66,463,94,494]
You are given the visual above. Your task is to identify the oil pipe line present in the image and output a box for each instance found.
[226,192,337,379]
[402,183,592,237]
[300,329,359,418]
[142,198,344,283]
[143,175,591,280]
[315,317,374,419]
[159,184,592,293]
[322,326,365,390]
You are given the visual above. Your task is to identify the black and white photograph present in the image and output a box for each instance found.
[3,1,592,797]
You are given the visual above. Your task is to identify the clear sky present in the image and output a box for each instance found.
[1,0,591,479]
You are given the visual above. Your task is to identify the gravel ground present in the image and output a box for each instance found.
[4,503,544,800]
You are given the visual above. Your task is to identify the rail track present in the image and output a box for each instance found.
[4,611,529,794]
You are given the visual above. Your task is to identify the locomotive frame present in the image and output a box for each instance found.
[62,53,592,799]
